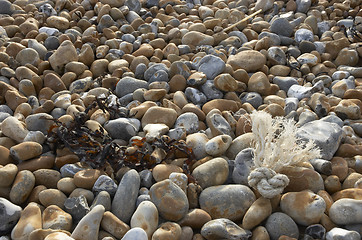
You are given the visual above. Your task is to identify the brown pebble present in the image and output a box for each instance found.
[27,185,47,205]
[33,169,61,189]
[17,155,55,172]
[331,157,349,181]
[39,189,67,209]
[202,99,239,115]
[0,163,18,187]
[10,142,43,162]
[324,175,341,194]
[0,145,13,165]
[73,169,103,190]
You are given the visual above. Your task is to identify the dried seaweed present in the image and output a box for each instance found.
[44,112,196,182]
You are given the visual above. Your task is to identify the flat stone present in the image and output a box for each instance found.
[199,184,255,221]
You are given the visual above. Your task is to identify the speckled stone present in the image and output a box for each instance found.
[199,184,255,221]
[149,179,189,221]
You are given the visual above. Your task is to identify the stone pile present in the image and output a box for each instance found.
[0,0,362,239]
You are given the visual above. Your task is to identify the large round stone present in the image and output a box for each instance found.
[199,184,255,221]
[149,179,189,221]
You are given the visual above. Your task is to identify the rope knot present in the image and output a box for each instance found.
[248,167,290,199]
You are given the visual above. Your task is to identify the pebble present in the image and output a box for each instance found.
[71,205,105,240]
[227,50,266,72]
[141,106,178,128]
[10,142,42,162]
[0,197,22,235]
[329,199,362,225]
[115,77,149,98]
[101,211,130,239]
[33,169,61,189]
[11,203,42,240]
[204,135,232,156]
[0,0,361,238]
[281,166,324,193]
[0,164,18,187]
[10,170,35,205]
[38,189,67,208]
[1,116,29,143]
[42,205,72,231]
[280,191,326,226]
[92,175,117,197]
[152,222,182,240]
[104,118,140,141]
[296,120,343,160]
[130,201,158,238]
[152,164,183,182]
[326,227,361,240]
[174,112,199,134]
[121,227,148,240]
[201,218,251,240]
[112,169,140,223]
[198,55,225,80]
[242,197,272,230]
[149,179,189,221]
[73,169,102,190]
[199,184,255,221]
[248,72,271,96]
[49,40,78,74]
[178,208,212,229]
[64,196,90,224]
[265,212,299,240]
[181,31,214,47]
